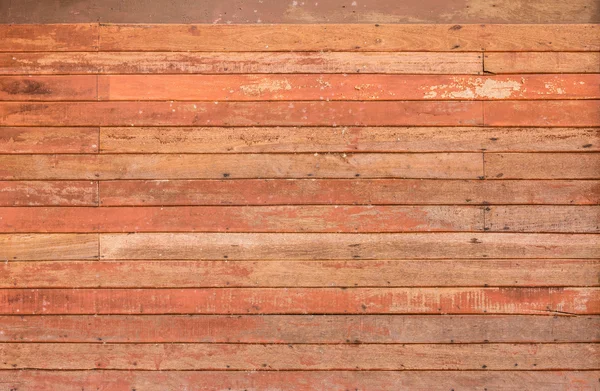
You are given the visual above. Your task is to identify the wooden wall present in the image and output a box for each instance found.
[0,22,599,390]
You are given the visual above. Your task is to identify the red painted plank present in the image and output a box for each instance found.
[484,101,600,127]
[0,24,99,51]
[0,127,98,153]
[0,76,97,100]
[0,181,98,206]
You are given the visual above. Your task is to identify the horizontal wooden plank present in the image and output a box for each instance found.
[485,206,600,233]
[0,101,483,126]
[0,76,97,101]
[0,52,484,75]
[0,181,98,206]
[97,74,600,101]
[485,153,600,179]
[1,343,598,370]
[99,179,600,206]
[485,52,600,74]
[100,127,600,153]
[2,315,597,343]
[0,370,597,391]
[0,127,98,153]
[98,24,600,52]
[0,234,98,261]
[2,288,599,315]
[0,206,483,233]
[0,24,99,52]
[3,260,597,288]
[0,154,483,180]
[483,100,600,127]
[100,233,600,259]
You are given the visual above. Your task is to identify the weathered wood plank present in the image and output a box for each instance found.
[485,52,600,74]
[98,24,600,52]
[0,181,98,206]
[0,234,98,260]
[0,206,483,233]
[0,24,99,52]
[99,127,600,153]
[485,206,600,233]
[2,315,597,343]
[99,233,600,259]
[1,343,597,369]
[0,101,483,126]
[99,179,600,206]
[483,100,600,127]
[0,52,483,75]
[0,370,597,391]
[3,260,597,288]
[0,76,97,100]
[0,127,99,153]
[0,154,483,180]
[484,153,600,179]
[97,74,600,101]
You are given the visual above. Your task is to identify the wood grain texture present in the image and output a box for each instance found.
[0,127,99,153]
[0,181,98,206]
[485,206,600,233]
[2,315,597,343]
[483,100,600,127]
[0,370,597,391]
[99,179,600,206]
[99,127,600,153]
[0,154,483,180]
[0,101,483,126]
[99,233,600,260]
[484,153,600,179]
[0,205,483,233]
[484,52,600,74]
[97,74,600,101]
[0,24,99,51]
[0,52,484,75]
[0,234,98,260]
[0,76,97,100]
[1,343,598,370]
[3,260,597,288]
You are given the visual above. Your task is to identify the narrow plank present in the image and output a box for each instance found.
[1,343,597,370]
[99,179,600,206]
[100,127,599,153]
[0,127,99,153]
[483,100,600,127]
[0,181,98,206]
[0,206,483,233]
[97,74,600,101]
[0,76,97,100]
[0,24,99,52]
[0,234,98,260]
[3,260,597,288]
[0,371,597,391]
[100,233,600,259]
[0,154,483,180]
[485,153,600,179]
[2,315,597,343]
[0,101,483,127]
[98,24,599,52]
[0,52,483,75]
[485,206,600,233]
[485,52,600,74]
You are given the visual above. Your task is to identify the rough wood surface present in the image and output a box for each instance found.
[0,234,98,260]
[484,153,600,179]
[0,127,99,153]
[0,24,98,51]
[484,52,600,74]
[0,76,97,100]
[485,206,600,233]
[0,181,98,206]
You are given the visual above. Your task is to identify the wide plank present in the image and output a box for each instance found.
[485,52,600,74]
[0,154,483,180]
[486,206,600,233]
[99,127,599,153]
[2,315,597,343]
[0,76,97,100]
[1,343,597,369]
[0,234,98,260]
[0,101,483,126]
[0,370,597,391]
[0,205,483,233]
[99,233,600,259]
[0,181,98,206]
[3,260,597,288]
[0,24,98,52]
[485,153,600,179]
[99,179,600,206]
[0,127,98,153]
[483,100,600,127]
[0,52,483,75]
